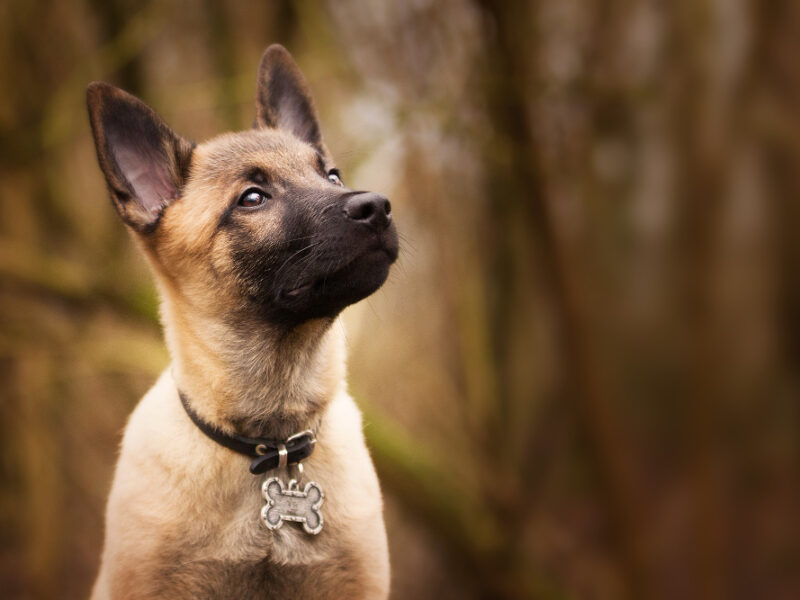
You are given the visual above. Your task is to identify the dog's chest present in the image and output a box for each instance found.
[107,385,385,598]
[153,491,363,599]
[157,550,365,600]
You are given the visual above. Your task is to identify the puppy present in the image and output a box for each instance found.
[87,44,396,599]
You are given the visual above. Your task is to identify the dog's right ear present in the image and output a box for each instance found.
[86,83,193,233]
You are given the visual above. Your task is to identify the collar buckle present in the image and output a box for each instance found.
[178,391,316,475]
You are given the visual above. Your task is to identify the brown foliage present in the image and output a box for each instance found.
[1,1,799,599]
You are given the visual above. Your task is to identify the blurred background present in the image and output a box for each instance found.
[1,0,799,598]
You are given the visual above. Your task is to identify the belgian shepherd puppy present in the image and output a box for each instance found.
[87,44,396,599]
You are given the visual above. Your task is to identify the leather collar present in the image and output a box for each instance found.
[178,391,316,475]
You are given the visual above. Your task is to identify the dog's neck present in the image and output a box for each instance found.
[160,293,347,441]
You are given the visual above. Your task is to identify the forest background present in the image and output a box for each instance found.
[1,1,799,599]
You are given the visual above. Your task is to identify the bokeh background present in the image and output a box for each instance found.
[1,0,799,598]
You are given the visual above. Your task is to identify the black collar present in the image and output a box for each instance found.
[179,391,316,475]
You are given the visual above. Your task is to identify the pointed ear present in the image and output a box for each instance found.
[255,44,327,155]
[86,82,194,233]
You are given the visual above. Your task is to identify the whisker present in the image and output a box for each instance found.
[274,241,322,280]
[280,234,316,244]
[397,232,417,256]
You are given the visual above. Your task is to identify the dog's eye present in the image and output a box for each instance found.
[238,189,270,208]
[327,170,343,187]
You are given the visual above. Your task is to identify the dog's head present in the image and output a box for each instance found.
[87,45,398,329]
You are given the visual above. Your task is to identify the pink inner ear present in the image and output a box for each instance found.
[115,143,176,218]
[276,96,316,143]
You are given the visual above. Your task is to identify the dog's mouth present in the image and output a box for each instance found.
[277,241,397,317]
[285,282,314,298]
[283,246,395,297]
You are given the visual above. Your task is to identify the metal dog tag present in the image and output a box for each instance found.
[261,477,324,535]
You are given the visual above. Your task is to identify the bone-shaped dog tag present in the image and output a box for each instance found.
[261,477,324,535]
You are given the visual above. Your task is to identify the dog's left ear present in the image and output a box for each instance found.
[255,44,327,155]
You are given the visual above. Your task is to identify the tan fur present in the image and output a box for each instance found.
[92,367,389,599]
[88,49,391,599]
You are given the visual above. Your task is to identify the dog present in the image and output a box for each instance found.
[86,44,396,599]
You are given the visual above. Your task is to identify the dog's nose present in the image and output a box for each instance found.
[343,192,392,230]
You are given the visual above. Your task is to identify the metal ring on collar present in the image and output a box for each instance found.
[291,461,304,483]
[277,443,288,469]
[287,429,316,446]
